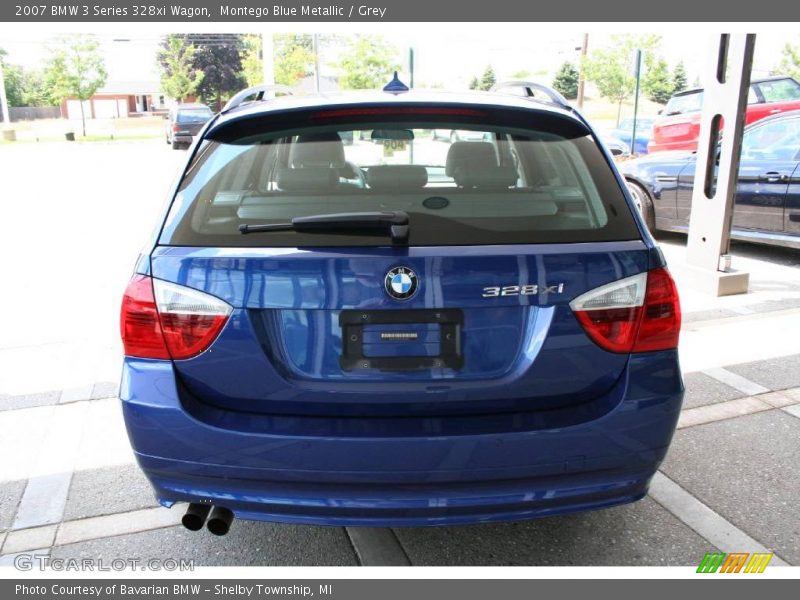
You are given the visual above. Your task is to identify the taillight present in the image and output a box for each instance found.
[120,276,231,360]
[569,268,681,354]
[172,124,180,132]
[120,275,170,359]
[632,268,682,352]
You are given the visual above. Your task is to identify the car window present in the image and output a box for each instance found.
[756,79,800,103]
[741,117,800,161]
[665,91,703,115]
[160,115,639,247]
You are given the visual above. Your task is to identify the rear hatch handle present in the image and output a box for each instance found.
[239,211,410,244]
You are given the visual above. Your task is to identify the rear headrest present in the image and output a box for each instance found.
[366,165,428,191]
[445,141,497,177]
[276,168,338,192]
[290,132,346,168]
[453,165,519,189]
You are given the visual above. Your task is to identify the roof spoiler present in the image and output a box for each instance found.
[490,80,594,131]
[222,84,294,113]
[490,81,570,110]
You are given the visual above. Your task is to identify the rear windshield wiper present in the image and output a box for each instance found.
[239,211,410,244]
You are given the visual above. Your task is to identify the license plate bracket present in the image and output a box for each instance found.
[339,309,463,371]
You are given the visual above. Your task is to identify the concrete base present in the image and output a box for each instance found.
[1,130,16,142]
[675,264,750,297]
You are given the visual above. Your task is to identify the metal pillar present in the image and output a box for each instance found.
[683,34,755,296]
[630,49,642,151]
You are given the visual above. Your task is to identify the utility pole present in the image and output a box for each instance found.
[260,32,275,89]
[313,34,321,93]
[576,33,588,109]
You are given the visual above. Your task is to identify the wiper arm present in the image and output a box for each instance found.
[239,211,410,244]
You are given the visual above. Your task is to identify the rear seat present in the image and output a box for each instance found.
[445,141,518,189]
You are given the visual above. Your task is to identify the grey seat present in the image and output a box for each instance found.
[445,141,516,188]
[445,142,498,178]
[289,132,361,181]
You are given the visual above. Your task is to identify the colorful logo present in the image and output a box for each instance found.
[696,552,773,573]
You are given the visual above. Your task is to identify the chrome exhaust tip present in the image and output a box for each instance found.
[181,503,211,531]
[206,506,234,536]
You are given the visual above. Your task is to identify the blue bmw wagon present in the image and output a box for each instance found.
[119,79,683,533]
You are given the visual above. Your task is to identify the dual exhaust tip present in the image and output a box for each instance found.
[182,503,234,536]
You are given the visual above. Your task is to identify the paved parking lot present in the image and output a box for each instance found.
[1,140,799,567]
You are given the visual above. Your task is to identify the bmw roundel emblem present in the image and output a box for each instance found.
[384,266,418,301]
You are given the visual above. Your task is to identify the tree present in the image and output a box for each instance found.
[480,65,496,91]
[467,65,496,91]
[241,34,263,87]
[672,61,688,94]
[778,41,800,82]
[2,63,24,107]
[337,35,400,90]
[158,35,204,103]
[43,35,107,137]
[642,57,673,104]
[169,34,246,109]
[584,34,661,125]
[552,62,579,99]
[273,34,315,87]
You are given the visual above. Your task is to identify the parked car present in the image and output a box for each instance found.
[621,109,800,249]
[165,103,215,149]
[648,76,800,154]
[432,128,492,142]
[601,134,631,157]
[609,117,655,155]
[120,80,682,533]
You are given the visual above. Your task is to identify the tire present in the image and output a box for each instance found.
[626,181,655,232]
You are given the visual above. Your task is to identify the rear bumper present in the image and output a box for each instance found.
[648,139,697,153]
[172,134,194,144]
[120,351,683,526]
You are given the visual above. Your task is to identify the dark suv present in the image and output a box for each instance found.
[165,103,214,149]
[120,80,682,533]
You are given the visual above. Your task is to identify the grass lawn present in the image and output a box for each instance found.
[579,95,664,129]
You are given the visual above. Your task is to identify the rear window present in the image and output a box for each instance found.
[756,78,800,103]
[177,108,213,123]
[665,91,703,115]
[160,109,639,247]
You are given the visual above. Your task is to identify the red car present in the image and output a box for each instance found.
[648,76,800,153]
